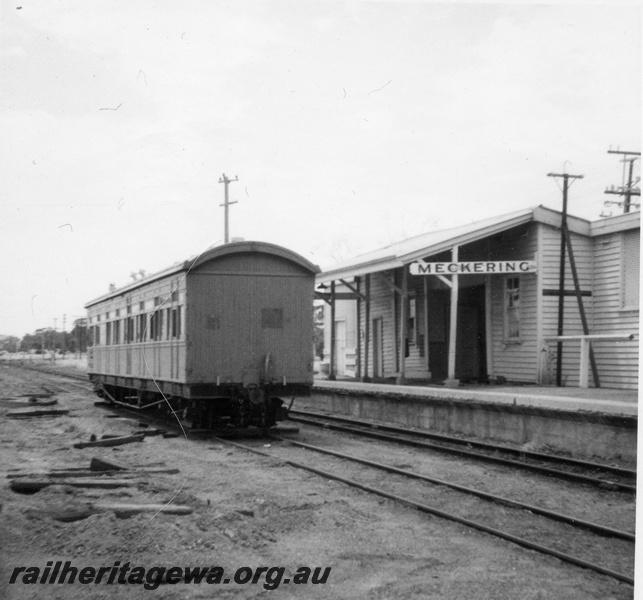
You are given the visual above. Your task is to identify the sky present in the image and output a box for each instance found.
[0,0,640,338]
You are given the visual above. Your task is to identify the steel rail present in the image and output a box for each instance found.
[289,414,636,493]
[15,364,630,584]
[290,409,636,479]
[216,437,634,586]
[271,435,634,541]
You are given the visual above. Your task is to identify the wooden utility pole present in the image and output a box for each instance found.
[547,171,599,387]
[604,150,640,214]
[218,173,238,243]
[548,172,578,385]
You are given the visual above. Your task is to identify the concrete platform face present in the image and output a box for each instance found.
[308,380,638,462]
[314,379,639,417]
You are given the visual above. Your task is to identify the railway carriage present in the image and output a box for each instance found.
[85,241,319,429]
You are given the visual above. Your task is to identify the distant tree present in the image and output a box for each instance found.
[0,336,20,353]
[70,318,88,354]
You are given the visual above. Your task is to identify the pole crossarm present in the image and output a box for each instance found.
[547,173,584,179]
[604,150,640,214]
[542,289,591,297]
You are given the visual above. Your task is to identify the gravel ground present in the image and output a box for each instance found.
[0,363,635,599]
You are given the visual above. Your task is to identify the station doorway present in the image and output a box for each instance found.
[427,283,487,382]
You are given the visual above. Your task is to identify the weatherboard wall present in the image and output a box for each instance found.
[347,215,638,389]
[589,228,639,389]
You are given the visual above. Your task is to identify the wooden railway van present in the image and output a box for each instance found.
[85,241,320,428]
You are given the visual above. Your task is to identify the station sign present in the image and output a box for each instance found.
[409,260,537,275]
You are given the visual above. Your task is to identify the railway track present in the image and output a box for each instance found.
[225,435,635,586]
[5,363,636,586]
[288,409,637,493]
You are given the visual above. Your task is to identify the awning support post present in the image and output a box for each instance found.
[328,281,336,381]
[397,266,408,384]
[445,245,460,388]
[362,274,371,382]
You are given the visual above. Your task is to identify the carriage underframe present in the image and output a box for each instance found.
[89,374,309,429]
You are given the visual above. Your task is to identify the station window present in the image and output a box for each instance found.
[505,277,520,341]
[622,230,640,310]
[407,296,417,345]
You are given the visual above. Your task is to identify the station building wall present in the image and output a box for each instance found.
[350,216,637,389]
[590,225,639,389]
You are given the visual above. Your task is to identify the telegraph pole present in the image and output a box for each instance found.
[547,172,583,386]
[218,173,239,243]
[52,318,58,362]
[62,314,67,356]
[604,149,640,214]
[547,171,601,388]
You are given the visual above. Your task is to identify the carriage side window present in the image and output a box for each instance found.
[105,321,112,346]
[170,306,182,338]
[505,276,520,341]
[91,324,100,346]
[125,317,134,343]
[150,311,157,341]
[137,314,146,342]
[113,319,121,345]
[92,316,101,346]
[150,309,163,341]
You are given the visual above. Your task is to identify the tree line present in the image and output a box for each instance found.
[0,320,88,355]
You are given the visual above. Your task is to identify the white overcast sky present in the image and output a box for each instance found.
[0,0,640,338]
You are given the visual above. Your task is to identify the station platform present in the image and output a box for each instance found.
[306,378,638,462]
[313,379,638,417]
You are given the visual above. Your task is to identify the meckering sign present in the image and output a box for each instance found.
[409,260,537,275]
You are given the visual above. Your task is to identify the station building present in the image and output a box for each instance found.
[317,206,639,390]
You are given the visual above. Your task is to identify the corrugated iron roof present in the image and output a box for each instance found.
[316,205,597,282]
